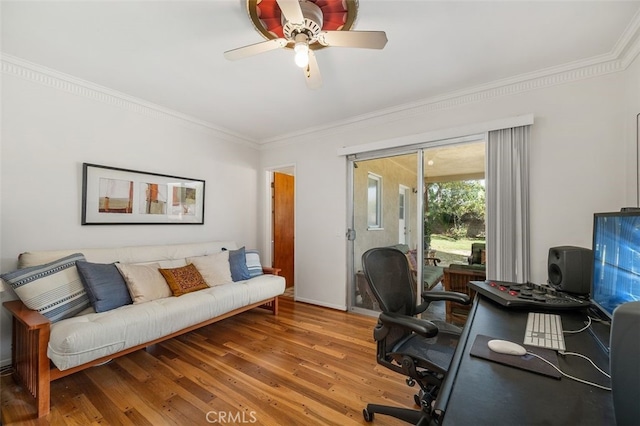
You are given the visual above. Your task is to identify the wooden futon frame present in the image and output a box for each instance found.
[4,292,279,418]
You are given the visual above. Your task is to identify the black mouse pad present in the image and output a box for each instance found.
[470,334,562,379]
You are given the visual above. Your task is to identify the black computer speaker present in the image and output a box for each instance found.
[610,301,640,425]
[547,246,592,295]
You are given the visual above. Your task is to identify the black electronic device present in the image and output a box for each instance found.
[610,301,640,425]
[468,280,589,310]
[547,246,592,295]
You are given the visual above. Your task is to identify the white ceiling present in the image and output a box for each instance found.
[2,1,639,144]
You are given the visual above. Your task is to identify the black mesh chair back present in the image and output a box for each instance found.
[360,246,470,424]
[362,247,416,316]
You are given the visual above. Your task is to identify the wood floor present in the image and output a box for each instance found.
[2,297,418,425]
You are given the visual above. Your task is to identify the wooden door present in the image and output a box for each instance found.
[273,172,295,288]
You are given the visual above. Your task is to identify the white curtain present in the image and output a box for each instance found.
[486,126,530,283]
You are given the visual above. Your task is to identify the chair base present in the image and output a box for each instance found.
[363,403,430,425]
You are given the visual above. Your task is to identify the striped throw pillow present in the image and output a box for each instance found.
[245,249,263,278]
[1,253,90,322]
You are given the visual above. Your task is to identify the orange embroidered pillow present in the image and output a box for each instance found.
[158,263,209,296]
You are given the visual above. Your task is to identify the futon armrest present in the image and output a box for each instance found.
[262,266,282,276]
[379,312,438,339]
[3,300,50,330]
[422,291,471,305]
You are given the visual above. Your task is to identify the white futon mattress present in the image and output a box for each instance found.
[47,274,285,370]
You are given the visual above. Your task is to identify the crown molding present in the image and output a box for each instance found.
[0,54,260,149]
[260,10,640,150]
[615,6,640,66]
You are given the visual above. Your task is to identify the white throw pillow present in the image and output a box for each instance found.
[115,262,171,303]
[187,251,233,287]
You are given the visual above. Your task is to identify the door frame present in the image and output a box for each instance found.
[264,164,296,296]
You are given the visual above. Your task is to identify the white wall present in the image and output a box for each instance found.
[0,73,261,365]
[259,137,348,310]
[624,54,640,206]
[260,57,639,311]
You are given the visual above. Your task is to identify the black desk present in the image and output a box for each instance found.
[435,295,614,425]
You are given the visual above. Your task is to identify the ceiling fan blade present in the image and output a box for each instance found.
[303,51,322,90]
[223,38,288,61]
[317,31,388,49]
[276,0,305,26]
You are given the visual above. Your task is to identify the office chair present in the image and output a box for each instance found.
[361,247,471,424]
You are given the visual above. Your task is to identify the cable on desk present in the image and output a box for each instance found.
[563,316,592,334]
[559,351,611,378]
[526,352,611,391]
[586,307,612,325]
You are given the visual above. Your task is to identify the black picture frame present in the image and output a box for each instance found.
[81,163,205,225]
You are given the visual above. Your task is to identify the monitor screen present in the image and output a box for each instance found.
[591,211,640,318]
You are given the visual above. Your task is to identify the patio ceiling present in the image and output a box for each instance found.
[388,141,486,183]
[424,142,486,183]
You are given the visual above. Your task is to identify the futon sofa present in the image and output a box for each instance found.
[1,240,285,418]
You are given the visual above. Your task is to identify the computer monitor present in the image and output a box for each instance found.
[590,211,640,319]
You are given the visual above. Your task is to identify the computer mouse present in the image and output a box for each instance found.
[487,339,527,356]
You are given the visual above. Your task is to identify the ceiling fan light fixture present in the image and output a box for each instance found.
[226,1,386,89]
[293,33,310,68]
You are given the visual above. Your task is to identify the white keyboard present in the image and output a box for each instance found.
[523,312,566,351]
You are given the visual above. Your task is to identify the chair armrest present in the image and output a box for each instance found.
[262,266,282,276]
[378,312,438,339]
[422,291,471,305]
[3,300,50,330]
[425,257,441,266]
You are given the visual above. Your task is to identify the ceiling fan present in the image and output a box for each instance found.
[223,0,387,89]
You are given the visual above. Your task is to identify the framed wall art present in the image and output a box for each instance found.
[82,163,205,225]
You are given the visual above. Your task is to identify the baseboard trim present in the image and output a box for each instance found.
[293,296,347,311]
[1,357,12,368]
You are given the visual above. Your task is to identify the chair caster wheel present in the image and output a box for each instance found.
[363,408,374,422]
[406,378,416,387]
[414,393,422,407]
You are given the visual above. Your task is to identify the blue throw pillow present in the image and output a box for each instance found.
[225,247,250,282]
[76,260,132,312]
